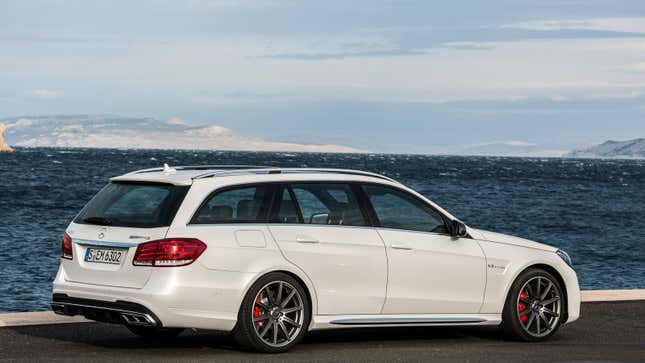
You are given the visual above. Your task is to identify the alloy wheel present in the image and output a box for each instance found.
[251,281,305,348]
[516,276,562,337]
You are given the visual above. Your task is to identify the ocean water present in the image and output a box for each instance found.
[1,148,644,313]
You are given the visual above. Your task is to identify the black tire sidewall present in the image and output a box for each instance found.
[233,272,311,353]
[501,268,564,342]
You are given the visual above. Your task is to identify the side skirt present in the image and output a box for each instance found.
[330,317,486,325]
[310,314,501,330]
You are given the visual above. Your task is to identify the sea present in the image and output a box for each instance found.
[1,148,644,312]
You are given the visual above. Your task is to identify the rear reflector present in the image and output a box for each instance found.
[133,238,206,267]
[61,233,73,260]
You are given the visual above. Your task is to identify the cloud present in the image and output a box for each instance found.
[440,42,495,51]
[625,62,645,72]
[1,12,644,110]
[6,118,33,129]
[257,34,415,60]
[465,140,536,149]
[187,125,234,137]
[146,0,263,10]
[165,117,190,126]
[183,0,242,7]
[258,35,492,61]
[501,17,645,34]
[6,34,643,106]
[0,31,129,44]
[31,89,64,99]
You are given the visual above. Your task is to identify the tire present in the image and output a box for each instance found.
[500,268,565,341]
[126,325,184,339]
[233,272,311,353]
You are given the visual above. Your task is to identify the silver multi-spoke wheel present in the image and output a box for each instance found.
[251,281,305,348]
[516,276,562,338]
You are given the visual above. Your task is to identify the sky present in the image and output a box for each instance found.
[1,0,645,154]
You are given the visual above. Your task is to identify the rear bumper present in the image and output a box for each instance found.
[52,261,257,331]
[52,294,160,327]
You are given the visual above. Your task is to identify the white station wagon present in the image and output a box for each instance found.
[52,165,580,352]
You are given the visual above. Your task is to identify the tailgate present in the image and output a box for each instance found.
[62,181,189,288]
[64,222,168,288]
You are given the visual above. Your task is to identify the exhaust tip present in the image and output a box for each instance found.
[121,312,156,326]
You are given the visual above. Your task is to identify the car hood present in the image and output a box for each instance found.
[468,228,558,252]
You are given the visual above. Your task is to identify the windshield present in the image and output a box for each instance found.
[74,182,189,228]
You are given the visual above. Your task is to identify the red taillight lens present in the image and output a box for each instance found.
[61,233,73,260]
[133,238,206,267]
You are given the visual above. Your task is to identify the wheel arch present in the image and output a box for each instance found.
[510,263,569,323]
[238,267,317,327]
[271,270,314,315]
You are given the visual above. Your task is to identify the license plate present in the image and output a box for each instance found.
[84,247,125,265]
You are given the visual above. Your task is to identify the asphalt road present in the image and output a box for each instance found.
[1,301,644,362]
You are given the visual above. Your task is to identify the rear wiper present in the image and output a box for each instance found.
[82,217,113,226]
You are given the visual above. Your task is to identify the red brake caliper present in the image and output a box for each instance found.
[254,296,263,327]
[518,291,528,323]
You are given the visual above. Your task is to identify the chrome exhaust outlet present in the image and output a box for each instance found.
[121,312,157,326]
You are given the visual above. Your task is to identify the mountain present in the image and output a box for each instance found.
[564,139,645,159]
[459,141,568,157]
[0,123,14,152]
[1,115,362,153]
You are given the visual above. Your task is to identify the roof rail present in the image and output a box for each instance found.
[130,165,271,175]
[192,168,397,183]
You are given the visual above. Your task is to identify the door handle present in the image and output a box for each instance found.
[296,236,319,244]
[391,244,412,250]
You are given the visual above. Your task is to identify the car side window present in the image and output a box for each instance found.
[362,184,447,234]
[283,183,368,226]
[191,185,271,224]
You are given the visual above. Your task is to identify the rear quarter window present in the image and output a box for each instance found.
[190,185,272,224]
[74,182,189,228]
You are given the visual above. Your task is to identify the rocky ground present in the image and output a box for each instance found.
[0,123,14,152]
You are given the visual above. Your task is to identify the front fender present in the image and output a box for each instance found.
[477,240,579,319]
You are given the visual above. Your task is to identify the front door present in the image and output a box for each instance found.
[361,184,486,314]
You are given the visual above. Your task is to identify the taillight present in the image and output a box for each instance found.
[61,233,73,260]
[133,238,206,267]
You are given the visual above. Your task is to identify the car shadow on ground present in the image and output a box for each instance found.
[9,322,509,351]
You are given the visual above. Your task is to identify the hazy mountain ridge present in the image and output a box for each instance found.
[2,114,643,158]
[1,115,362,153]
[459,141,569,157]
[565,138,645,159]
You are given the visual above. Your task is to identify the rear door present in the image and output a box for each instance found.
[268,183,387,315]
[64,182,188,288]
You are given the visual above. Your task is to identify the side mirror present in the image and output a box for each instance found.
[310,213,330,225]
[451,220,468,237]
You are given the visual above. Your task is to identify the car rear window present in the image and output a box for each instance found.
[74,182,189,228]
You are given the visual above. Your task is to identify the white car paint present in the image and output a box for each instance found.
[269,224,387,315]
[378,228,486,314]
[52,167,580,334]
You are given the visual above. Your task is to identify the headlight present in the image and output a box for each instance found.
[556,250,572,267]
